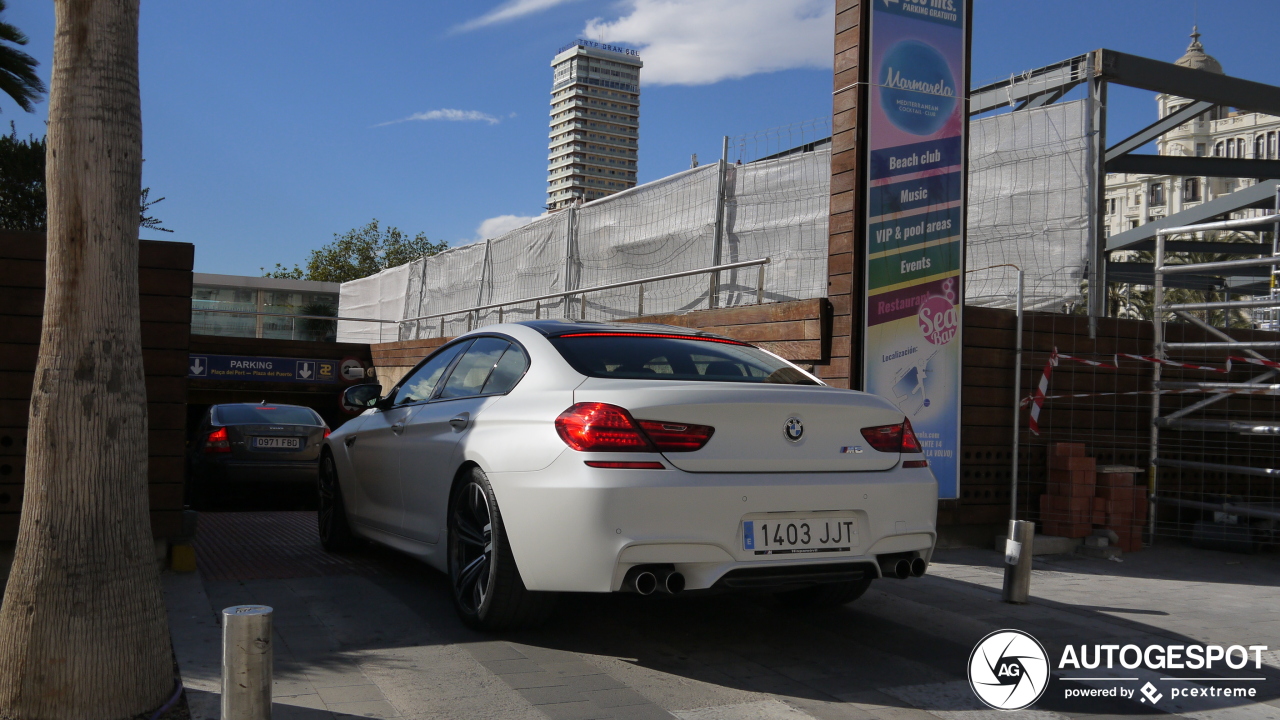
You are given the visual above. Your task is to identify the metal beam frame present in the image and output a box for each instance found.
[968,55,1089,116]
[1106,179,1280,251]
[1098,49,1280,117]
[1106,154,1280,179]
[1104,100,1213,161]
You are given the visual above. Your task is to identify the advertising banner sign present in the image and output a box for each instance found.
[863,0,967,498]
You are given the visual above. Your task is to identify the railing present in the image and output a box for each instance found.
[191,308,399,342]
[400,258,771,337]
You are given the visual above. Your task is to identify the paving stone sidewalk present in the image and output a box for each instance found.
[166,516,1280,720]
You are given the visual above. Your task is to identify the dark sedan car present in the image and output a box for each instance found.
[188,403,330,507]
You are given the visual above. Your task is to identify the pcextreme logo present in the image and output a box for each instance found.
[967,629,1051,710]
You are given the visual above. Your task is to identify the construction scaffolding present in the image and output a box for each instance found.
[1147,192,1280,549]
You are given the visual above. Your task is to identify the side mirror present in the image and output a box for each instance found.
[340,384,384,415]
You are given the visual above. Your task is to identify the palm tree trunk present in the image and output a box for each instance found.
[0,1,172,717]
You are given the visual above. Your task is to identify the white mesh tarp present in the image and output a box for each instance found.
[965,100,1091,309]
[574,164,721,321]
[724,148,831,305]
[336,262,411,344]
[338,112,1089,338]
[361,148,835,340]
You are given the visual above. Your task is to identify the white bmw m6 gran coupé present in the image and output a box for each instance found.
[321,320,937,629]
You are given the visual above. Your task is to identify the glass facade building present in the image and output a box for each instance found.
[192,273,341,341]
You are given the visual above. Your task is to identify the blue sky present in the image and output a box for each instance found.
[3,0,1277,276]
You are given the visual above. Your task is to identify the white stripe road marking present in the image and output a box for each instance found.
[674,699,819,720]
[879,681,1068,720]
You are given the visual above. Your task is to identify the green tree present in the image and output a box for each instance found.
[0,0,45,113]
[0,129,172,232]
[0,124,44,230]
[264,218,447,283]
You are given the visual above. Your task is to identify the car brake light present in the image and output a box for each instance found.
[637,420,714,452]
[323,427,331,438]
[556,403,653,452]
[860,418,923,454]
[555,403,716,453]
[204,426,231,454]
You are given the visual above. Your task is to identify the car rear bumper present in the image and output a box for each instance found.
[204,460,319,485]
[486,451,937,593]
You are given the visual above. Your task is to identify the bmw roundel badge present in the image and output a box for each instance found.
[783,417,804,442]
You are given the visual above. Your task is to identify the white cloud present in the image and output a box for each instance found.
[476,214,537,239]
[456,0,584,32]
[584,0,833,86]
[375,109,501,127]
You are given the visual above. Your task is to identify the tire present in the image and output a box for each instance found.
[318,451,358,552]
[448,466,557,630]
[774,578,872,609]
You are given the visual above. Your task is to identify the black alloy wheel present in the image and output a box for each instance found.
[317,452,357,552]
[450,478,494,614]
[447,467,556,630]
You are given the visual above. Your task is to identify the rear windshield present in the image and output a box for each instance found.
[214,405,321,426]
[548,334,819,385]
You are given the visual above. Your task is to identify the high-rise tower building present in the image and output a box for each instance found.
[547,40,642,211]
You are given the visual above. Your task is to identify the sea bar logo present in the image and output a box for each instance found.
[968,629,1050,710]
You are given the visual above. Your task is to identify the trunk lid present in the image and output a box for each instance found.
[574,380,906,472]
[226,424,325,461]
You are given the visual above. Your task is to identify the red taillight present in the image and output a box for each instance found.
[902,460,929,468]
[323,427,331,438]
[901,418,922,453]
[859,418,923,455]
[555,403,653,452]
[637,420,715,452]
[585,461,666,469]
[204,426,231,454]
[555,403,716,453]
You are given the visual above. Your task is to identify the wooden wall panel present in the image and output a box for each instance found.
[0,231,194,541]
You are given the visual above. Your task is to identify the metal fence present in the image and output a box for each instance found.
[338,126,833,343]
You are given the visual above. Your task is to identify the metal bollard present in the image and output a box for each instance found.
[1001,520,1034,604]
[222,605,273,720]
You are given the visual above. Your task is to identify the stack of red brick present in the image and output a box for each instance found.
[1038,442,1146,551]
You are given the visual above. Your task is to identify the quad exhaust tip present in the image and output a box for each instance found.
[626,566,685,595]
[879,555,926,580]
[631,570,658,596]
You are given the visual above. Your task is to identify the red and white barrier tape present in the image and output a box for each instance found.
[1020,386,1277,408]
[1229,355,1280,370]
[1028,350,1058,436]
[1024,348,1279,432]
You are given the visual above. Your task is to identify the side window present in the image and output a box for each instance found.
[395,341,471,405]
[438,337,511,400]
[481,343,530,395]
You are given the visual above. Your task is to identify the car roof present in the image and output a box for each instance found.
[212,402,315,410]
[512,319,738,341]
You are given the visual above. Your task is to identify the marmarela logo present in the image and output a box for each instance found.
[879,40,957,136]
